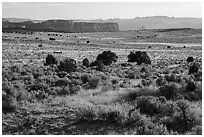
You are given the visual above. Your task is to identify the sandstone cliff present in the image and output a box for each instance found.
[2,19,119,33]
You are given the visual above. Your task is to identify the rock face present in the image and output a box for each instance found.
[2,20,119,33]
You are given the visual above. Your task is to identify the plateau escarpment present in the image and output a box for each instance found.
[2,19,119,33]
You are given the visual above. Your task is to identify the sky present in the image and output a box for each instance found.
[2,2,202,20]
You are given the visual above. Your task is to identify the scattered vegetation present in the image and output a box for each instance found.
[2,29,202,135]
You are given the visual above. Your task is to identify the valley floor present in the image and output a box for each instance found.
[2,29,202,135]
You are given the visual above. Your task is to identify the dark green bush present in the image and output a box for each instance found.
[187,57,194,63]
[127,51,151,65]
[96,51,118,65]
[58,58,78,73]
[90,60,105,71]
[82,58,90,67]
[45,54,58,66]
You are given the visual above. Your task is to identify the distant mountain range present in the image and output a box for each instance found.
[3,16,202,32]
[102,16,202,30]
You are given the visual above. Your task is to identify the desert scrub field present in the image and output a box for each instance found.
[2,29,202,135]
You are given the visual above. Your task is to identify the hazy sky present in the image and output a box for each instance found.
[2,2,202,20]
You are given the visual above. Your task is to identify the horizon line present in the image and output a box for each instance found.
[2,15,202,21]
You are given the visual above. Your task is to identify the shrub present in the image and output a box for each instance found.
[29,81,49,93]
[194,70,202,81]
[82,58,90,67]
[90,60,105,71]
[88,76,100,89]
[163,67,171,74]
[10,72,20,81]
[111,78,119,84]
[81,73,91,84]
[2,91,17,112]
[127,51,151,65]
[69,79,81,94]
[188,63,199,75]
[2,82,17,112]
[160,99,176,116]
[187,57,194,62]
[32,70,44,79]
[9,65,21,72]
[96,61,105,71]
[140,66,149,73]
[127,71,136,79]
[126,110,171,135]
[164,74,178,83]
[55,77,71,87]
[163,99,201,134]
[58,58,78,73]
[185,79,196,92]
[99,111,120,123]
[96,51,118,65]
[159,82,179,100]
[141,79,148,87]
[156,77,168,87]
[57,71,67,78]
[45,54,58,66]
[49,38,55,41]
[56,87,70,96]
[136,96,160,115]
[121,62,131,67]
